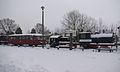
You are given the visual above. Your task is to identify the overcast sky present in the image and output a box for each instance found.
[0,0,120,33]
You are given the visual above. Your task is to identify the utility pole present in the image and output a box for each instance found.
[69,32,73,50]
[41,6,45,48]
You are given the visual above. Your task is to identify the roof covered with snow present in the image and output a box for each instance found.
[50,35,61,38]
[91,33,113,38]
[79,32,91,34]
[79,39,92,42]
[9,34,43,36]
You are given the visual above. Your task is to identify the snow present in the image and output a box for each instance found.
[9,34,43,36]
[79,32,91,34]
[50,35,61,38]
[98,43,115,45]
[0,45,120,72]
[59,41,70,43]
[91,33,113,38]
[79,39,92,42]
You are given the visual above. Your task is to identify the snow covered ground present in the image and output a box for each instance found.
[0,45,120,72]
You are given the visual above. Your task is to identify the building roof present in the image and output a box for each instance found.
[79,32,91,34]
[9,34,43,36]
[91,33,113,38]
[50,35,61,38]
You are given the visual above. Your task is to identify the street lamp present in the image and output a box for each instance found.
[41,6,45,48]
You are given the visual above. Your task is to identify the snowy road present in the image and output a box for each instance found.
[0,45,120,72]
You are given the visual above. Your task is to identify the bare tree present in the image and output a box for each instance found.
[61,10,98,33]
[0,18,19,35]
[54,28,62,35]
[44,26,51,35]
[83,17,98,32]
[35,23,42,34]
[34,23,51,35]
[109,24,117,33]
[98,18,108,33]
[97,18,116,33]
[61,10,80,31]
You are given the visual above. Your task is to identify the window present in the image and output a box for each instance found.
[80,34,86,39]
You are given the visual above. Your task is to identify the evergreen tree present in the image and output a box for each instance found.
[31,28,36,34]
[15,27,22,34]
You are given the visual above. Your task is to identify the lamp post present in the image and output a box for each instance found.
[41,6,45,48]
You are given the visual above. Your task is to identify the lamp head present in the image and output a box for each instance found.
[41,6,45,10]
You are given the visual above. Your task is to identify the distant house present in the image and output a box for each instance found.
[63,30,77,37]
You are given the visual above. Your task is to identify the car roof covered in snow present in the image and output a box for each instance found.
[50,35,61,38]
[91,33,113,38]
[9,34,43,36]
